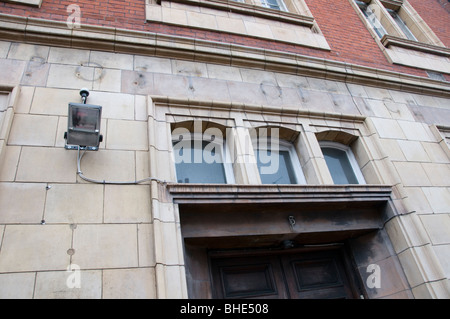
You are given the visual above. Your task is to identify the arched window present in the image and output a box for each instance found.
[319,141,365,185]
[252,127,306,185]
[172,123,234,184]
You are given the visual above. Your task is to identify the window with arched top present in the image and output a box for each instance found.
[171,122,234,184]
[251,127,306,185]
[319,141,366,185]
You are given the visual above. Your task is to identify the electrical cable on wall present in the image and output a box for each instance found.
[76,145,166,185]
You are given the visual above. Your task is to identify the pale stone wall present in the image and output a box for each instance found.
[0,42,158,299]
[0,38,449,298]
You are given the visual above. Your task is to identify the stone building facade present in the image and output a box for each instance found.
[0,0,449,299]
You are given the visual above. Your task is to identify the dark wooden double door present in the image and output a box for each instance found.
[210,248,359,299]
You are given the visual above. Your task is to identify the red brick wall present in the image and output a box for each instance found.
[0,0,448,79]
[304,0,394,70]
[409,0,450,47]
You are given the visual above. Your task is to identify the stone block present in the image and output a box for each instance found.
[7,43,49,62]
[397,140,430,162]
[103,268,156,299]
[162,7,188,25]
[422,187,450,214]
[206,63,242,82]
[72,224,138,269]
[0,225,72,272]
[244,21,273,39]
[30,87,79,116]
[47,64,94,90]
[153,219,183,266]
[393,162,431,187]
[433,245,450,279]
[89,51,134,70]
[375,138,405,161]
[0,59,26,86]
[76,149,135,183]
[16,147,77,183]
[44,183,104,224]
[104,185,151,223]
[138,223,156,267]
[8,114,58,146]
[121,69,155,95]
[420,214,450,245]
[0,145,21,181]
[135,95,147,121]
[159,264,187,298]
[14,86,34,114]
[34,270,102,299]
[422,163,450,186]
[106,119,148,151]
[21,60,50,86]
[0,272,35,299]
[215,16,246,35]
[422,142,449,163]
[403,187,433,214]
[92,68,122,92]
[186,11,217,30]
[398,120,435,142]
[135,150,150,182]
[86,91,135,120]
[171,60,208,78]
[0,182,46,223]
[134,55,172,74]
[412,280,450,299]
[48,47,90,66]
[227,81,268,105]
[0,41,10,58]
[385,214,430,254]
[398,245,446,288]
[370,118,405,139]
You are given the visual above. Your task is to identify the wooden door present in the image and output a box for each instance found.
[210,248,358,299]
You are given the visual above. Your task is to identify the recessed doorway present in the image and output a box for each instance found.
[209,247,360,299]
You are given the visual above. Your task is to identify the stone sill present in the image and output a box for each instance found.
[1,0,42,7]
[379,0,403,10]
[382,35,450,57]
[156,0,315,28]
[167,183,393,204]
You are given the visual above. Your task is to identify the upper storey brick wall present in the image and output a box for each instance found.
[0,0,448,79]
[408,0,450,47]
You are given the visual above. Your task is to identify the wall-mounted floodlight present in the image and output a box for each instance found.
[64,88,103,151]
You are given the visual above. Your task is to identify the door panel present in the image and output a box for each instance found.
[281,250,355,299]
[210,255,288,299]
[210,249,358,299]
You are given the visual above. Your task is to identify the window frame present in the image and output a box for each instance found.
[353,0,446,48]
[172,132,235,184]
[254,138,306,185]
[260,0,288,12]
[355,0,388,39]
[385,7,417,42]
[319,141,366,185]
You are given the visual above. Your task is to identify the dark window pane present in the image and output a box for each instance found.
[174,140,227,184]
[257,150,297,184]
[322,147,359,184]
